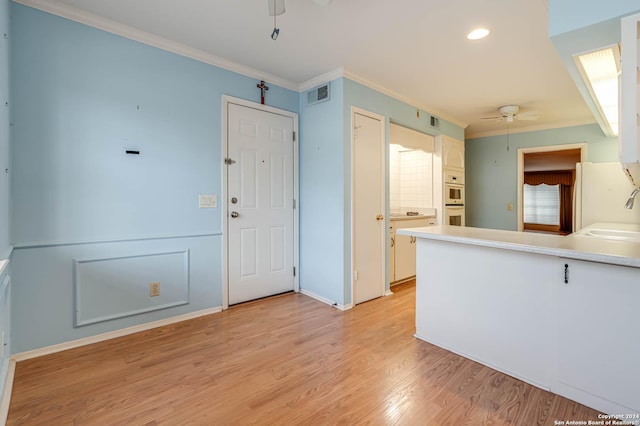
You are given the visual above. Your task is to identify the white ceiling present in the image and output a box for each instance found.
[18,0,598,138]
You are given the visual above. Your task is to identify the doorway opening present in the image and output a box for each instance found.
[517,144,587,234]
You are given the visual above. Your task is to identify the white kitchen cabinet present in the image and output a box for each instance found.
[441,136,464,170]
[390,218,433,283]
[619,13,640,185]
[553,259,640,413]
[389,223,395,283]
[620,13,640,164]
[394,233,416,282]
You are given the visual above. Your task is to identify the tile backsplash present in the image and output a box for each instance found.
[390,144,433,214]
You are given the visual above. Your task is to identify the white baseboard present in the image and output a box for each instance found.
[0,359,16,426]
[12,306,223,362]
[299,288,353,311]
[384,289,394,296]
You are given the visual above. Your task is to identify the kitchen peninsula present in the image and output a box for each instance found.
[397,225,640,416]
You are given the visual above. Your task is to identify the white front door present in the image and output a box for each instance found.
[353,110,385,304]
[227,102,295,305]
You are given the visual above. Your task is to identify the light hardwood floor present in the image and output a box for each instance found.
[7,281,601,425]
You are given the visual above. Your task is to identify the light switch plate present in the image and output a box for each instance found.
[199,194,217,208]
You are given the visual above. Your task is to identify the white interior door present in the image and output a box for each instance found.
[353,110,385,304]
[227,103,294,305]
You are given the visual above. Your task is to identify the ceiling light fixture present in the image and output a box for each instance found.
[575,45,620,136]
[467,28,490,40]
[268,0,284,40]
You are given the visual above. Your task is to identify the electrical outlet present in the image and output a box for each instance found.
[150,282,160,297]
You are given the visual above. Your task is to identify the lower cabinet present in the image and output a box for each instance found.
[553,259,640,413]
[390,218,434,283]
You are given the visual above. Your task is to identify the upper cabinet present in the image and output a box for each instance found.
[441,135,464,170]
[620,13,640,166]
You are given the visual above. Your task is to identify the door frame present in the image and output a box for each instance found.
[516,143,587,232]
[221,95,299,310]
[350,106,386,306]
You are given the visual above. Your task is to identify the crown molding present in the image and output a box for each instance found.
[299,67,469,130]
[466,118,598,139]
[342,70,469,129]
[298,67,345,92]
[12,0,299,91]
[14,0,469,130]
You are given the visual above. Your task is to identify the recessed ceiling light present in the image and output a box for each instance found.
[467,28,490,40]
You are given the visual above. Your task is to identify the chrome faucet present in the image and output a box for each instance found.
[625,187,640,209]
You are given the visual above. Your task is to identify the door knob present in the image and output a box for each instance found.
[230,211,239,218]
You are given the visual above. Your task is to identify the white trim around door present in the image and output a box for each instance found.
[221,96,299,309]
[516,143,587,232]
[350,106,386,306]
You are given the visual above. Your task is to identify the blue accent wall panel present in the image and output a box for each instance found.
[10,4,298,246]
[465,123,619,231]
[298,79,346,305]
[0,0,9,259]
[8,3,297,352]
[298,77,466,307]
[12,236,220,353]
[74,250,189,326]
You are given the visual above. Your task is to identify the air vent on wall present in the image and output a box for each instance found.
[307,83,330,106]
[430,115,440,129]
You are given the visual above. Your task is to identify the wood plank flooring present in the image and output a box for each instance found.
[7,281,601,425]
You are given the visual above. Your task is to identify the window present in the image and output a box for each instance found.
[524,184,560,225]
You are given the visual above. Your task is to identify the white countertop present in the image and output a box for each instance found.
[390,208,436,221]
[397,224,640,268]
[390,215,434,221]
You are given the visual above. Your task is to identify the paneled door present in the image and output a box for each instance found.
[227,102,294,305]
[353,109,385,304]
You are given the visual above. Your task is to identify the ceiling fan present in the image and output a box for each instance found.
[481,104,539,123]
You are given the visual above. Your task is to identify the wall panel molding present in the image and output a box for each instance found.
[74,250,190,326]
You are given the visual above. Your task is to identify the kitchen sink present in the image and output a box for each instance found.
[573,223,640,242]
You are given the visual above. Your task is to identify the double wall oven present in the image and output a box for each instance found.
[444,171,465,226]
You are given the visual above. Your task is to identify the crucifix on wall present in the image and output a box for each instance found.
[257,80,269,105]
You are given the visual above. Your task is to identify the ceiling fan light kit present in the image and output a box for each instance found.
[499,104,519,122]
[481,104,540,123]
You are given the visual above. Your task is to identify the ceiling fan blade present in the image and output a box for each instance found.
[268,0,285,16]
[480,116,503,120]
[516,112,540,121]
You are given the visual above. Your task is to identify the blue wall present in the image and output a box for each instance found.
[9,4,298,352]
[298,79,346,305]
[465,123,618,231]
[0,0,11,406]
[342,78,463,305]
[0,0,9,259]
[549,0,640,36]
[298,78,465,307]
